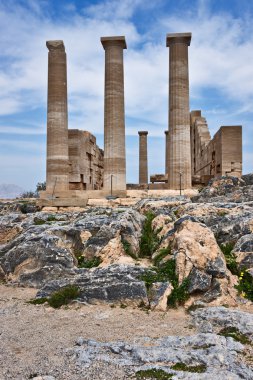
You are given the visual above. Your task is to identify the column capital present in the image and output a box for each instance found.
[101,36,127,50]
[166,32,191,47]
[138,131,148,136]
[46,40,65,52]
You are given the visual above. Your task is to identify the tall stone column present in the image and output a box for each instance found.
[138,131,148,184]
[164,130,169,177]
[101,36,127,191]
[166,33,192,189]
[46,40,69,193]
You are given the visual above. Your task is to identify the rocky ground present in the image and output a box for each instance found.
[1,175,253,379]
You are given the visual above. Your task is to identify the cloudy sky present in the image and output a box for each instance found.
[0,0,253,190]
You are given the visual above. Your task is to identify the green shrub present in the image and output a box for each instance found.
[139,211,160,258]
[28,285,80,309]
[20,202,29,214]
[219,242,238,275]
[219,243,253,302]
[77,256,102,268]
[122,239,138,260]
[235,269,253,302]
[167,277,190,308]
[47,285,80,308]
[136,368,172,379]
[47,215,57,222]
[171,363,206,373]
[153,247,171,267]
[218,326,251,345]
[34,219,45,225]
[217,210,228,217]
[28,297,48,305]
[140,259,190,308]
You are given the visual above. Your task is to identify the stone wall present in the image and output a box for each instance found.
[191,111,242,185]
[68,130,104,190]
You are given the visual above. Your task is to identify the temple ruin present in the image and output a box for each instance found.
[40,33,242,206]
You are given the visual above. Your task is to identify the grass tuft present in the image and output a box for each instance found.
[29,285,80,309]
[28,297,48,305]
[219,242,238,275]
[218,326,252,345]
[136,368,172,379]
[77,256,102,268]
[139,211,160,258]
[140,259,190,308]
[153,247,171,267]
[122,239,138,260]
[171,363,206,373]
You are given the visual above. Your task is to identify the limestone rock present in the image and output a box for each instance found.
[191,306,253,339]
[149,281,173,311]
[188,267,212,294]
[37,264,149,307]
[192,175,253,203]
[233,234,253,271]
[0,225,22,244]
[69,329,252,378]
[172,219,226,284]
[0,225,76,287]
[98,231,135,266]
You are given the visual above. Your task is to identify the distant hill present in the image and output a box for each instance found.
[0,184,24,199]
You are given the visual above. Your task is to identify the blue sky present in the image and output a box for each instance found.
[0,0,253,190]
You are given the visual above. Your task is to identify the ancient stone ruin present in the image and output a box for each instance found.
[40,33,242,206]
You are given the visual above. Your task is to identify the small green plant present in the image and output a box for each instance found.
[217,210,228,217]
[122,239,138,260]
[139,211,160,258]
[77,256,102,268]
[171,363,206,373]
[28,297,48,305]
[120,303,127,309]
[34,219,45,225]
[141,259,190,308]
[136,368,172,379]
[29,286,80,309]
[219,242,238,275]
[218,326,251,345]
[167,277,190,308]
[173,209,180,217]
[47,215,57,222]
[47,285,80,308]
[153,247,171,267]
[235,269,253,302]
[19,202,29,214]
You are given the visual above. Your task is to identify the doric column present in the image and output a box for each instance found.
[166,33,192,189]
[101,36,127,191]
[138,131,148,184]
[165,130,169,177]
[46,40,69,192]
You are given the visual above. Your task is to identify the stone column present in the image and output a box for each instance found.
[164,130,169,177]
[138,131,148,184]
[166,33,192,189]
[46,40,69,193]
[101,36,127,191]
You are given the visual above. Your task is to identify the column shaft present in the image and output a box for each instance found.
[46,40,69,192]
[138,131,148,184]
[166,33,192,189]
[165,130,169,176]
[101,36,127,191]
